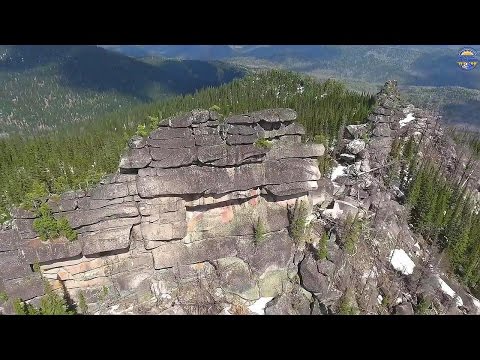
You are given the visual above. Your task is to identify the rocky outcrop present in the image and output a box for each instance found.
[0,108,324,315]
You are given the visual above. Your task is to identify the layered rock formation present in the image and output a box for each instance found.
[0,108,324,315]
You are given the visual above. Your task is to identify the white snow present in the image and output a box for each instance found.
[436,275,463,307]
[248,297,274,315]
[389,249,415,275]
[377,294,383,305]
[395,297,403,305]
[399,113,415,128]
[331,165,347,181]
[297,85,304,94]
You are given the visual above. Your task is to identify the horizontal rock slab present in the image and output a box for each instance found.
[47,198,77,212]
[76,216,141,234]
[249,108,297,123]
[226,115,256,125]
[266,143,324,160]
[15,219,37,240]
[4,274,45,301]
[264,181,317,196]
[10,208,36,219]
[0,251,32,280]
[63,203,139,229]
[150,148,197,168]
[0,229,20,252]
[91,183,129,200]
[227,124,257,135]
[184,189,260,207]
[138,197,183,216]
[77,196,126,210]
[152,236,239,269]
[265,159,320,184]
[226,134,258,145]
[194,134,225,146]
[80,225,133,256]
[119,148,152,169]
[147,136,195,149]
[137,164,266,196]
[140,221,187,241]
[310,178,334,208]
[127,135,146,149]
[149,127,191,140]
[18,238,83,264]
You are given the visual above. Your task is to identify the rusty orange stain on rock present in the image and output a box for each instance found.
[187,212,203,232]
[220,206,234,223]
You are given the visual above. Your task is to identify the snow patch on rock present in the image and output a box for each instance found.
[389,249,415,275]
[248,297,274,315]
[400,113,415,128]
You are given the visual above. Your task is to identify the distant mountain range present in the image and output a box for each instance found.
[0,45,245,133]
[102,45,480,126]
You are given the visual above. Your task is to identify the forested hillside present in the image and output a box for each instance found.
[0,70,374,223]
[0,45,245,134]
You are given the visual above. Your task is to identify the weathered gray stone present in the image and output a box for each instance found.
[395,302,414,315]
[346,139,366,155]
[150,148,197,168]
[165,113,194,128]
[137,164,266,197]
[15,219,37,240]
[128,135,146,149]
[0,229,20,252]
[373,107,393,116]
[48,198,77,212]
[250,108,297,122]
[149,127,191,140]
[81,225,133,256]
[340,153,356,163]
[191,109,210,124]
[226,134,258,145]
[265,159,320,184]
[266,143,324,160]
[4,274,45,301]
[373,123,392,137]
[258,270,288,297]
[138,197,183,215]
[265,286,311,315]
[346,124,369,139]
[265,181,317,196]
[152,236,238,269]
[226,115,256,125]
[195,134,225,146]
[210,145,267,167]
[63,203,139,229]
[310,178,334,208]
[244,230,294,274]
[317,260,335,277]
[77,216,141,234]
[147,136,195,149]
[0,251,32,280]
[11,208,36,219]
[299,253,329,294]
[119,148,152,169]
[227,124,257,135]
[140,221,187,241]
[18,239,83,263]
[91,183,129,200]
[217,257,259,300]
[76,196,125,210]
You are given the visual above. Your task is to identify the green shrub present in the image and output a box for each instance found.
[13,281,75,315]
[22,181,49,210]
[0,291,8,304]
[32,203,77,242]
[343,213,364,255]
[317,231,329,260]
[338,291,358,315]
[254,217,267,245]
[78,291,88,314]
[254,138,273,149]
[209,105,221,112]
[289,200,310,243]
